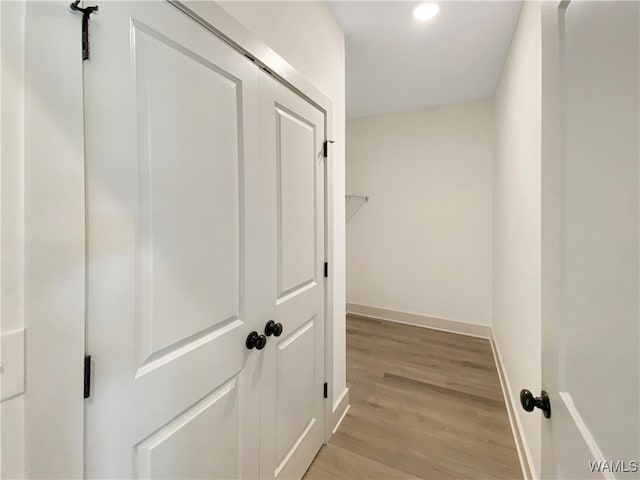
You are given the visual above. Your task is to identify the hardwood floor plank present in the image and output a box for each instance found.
[304,315,522,479]
[381,372,505,409]
[304,443,422,479]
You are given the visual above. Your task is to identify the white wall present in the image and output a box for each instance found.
[346,99,494,327]
[217,2,348,409]
[1,1,26,478]
[492,2,542,477]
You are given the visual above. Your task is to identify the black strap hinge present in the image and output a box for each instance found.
[323,140,335,158]
[70,1,99,61]
[84,355,92,399]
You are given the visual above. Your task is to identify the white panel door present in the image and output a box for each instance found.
[83,3,267,478]
[542,1,639,479]
[258,72,326,480]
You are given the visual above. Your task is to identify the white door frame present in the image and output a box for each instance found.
[22,2,86,478]
[540,2,562,478]
[22,1,338,477]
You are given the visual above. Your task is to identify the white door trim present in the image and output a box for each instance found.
[22,2,85,478]
[23,1,338,476]
[540,2,563,478]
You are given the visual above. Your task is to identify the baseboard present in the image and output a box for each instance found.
[346,303,491,339]
[490,333,535,480]
[330,387,350,435]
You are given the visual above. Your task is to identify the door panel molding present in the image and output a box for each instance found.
[83,3,263,477]
[134,378,241,479]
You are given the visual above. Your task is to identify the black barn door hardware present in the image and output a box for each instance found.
[323,140,335,158]
[69,1,99,61]
[83,355,92,399]
[520,389,551,418]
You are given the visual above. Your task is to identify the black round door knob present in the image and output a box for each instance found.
[264,320,283,337]
[520,389,551,418]
[245,331,267,350]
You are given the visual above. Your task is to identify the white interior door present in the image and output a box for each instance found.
[83,2,267,477]
[542,1,639,478]
[258,72,326,480]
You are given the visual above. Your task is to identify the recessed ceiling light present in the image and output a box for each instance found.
[413,3,440,22]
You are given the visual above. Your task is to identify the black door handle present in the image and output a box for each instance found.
[264,320,283,337]
[520,389,551,418]
[246,331,267,350]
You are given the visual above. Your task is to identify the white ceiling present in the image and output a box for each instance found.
[326,1,522,118]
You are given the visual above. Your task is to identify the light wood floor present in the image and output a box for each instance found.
[304,315,522,479]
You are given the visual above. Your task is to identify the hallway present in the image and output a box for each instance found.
[305,315,521,479]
